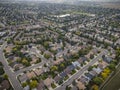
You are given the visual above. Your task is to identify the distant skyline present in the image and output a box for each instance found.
[13,0,120,2]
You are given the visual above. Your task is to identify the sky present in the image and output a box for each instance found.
[10,0,120,3]
[16,0,119,1]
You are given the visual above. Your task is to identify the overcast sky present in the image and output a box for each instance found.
[12,0,120,3]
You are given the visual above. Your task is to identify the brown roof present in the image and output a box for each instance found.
[44,78,53,87]
[26,71,36,79]
[37,81,45,90]
[0,80,10,90]
[34,69,43,76]
[77,81,86,90]
[53,58,64,65]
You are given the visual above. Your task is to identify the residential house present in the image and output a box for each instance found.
[79,76,89,84]
[0,80,10,90]
[103,56,113,63]
[93,67,102,74]
[64,65,75,74]
[37,81,45,90]
[23,85,30,90]
[59,72,67,79]
[26,71,36,79]
[33,68,43,76]
[44,78,53,88]
[19,74,29,82]
[89,71,97,77]
[54,75,61,83]
[98,61,108,70]
[72,61,80,67]
[53,58,64,65]
[76,81,86,90]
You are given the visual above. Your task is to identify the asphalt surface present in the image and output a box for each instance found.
[15,46,48,75]
[0,42,23,90]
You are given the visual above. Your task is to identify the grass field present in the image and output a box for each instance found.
[102,64,120,90]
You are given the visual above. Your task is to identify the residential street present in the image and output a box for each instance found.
[55,50,108,90]
[0,42,23,90]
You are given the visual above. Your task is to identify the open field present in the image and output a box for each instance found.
[100,2,120,9]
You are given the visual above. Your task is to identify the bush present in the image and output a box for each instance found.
[0,67,5,75]
[51,83,56,89]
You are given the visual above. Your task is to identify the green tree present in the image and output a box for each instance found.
[22,82,28,87]
[93,77,103,85]
[22,59,29,66]
[92,84,99,90]
[51,66,58,71]
[44,54,51,59]
[0,67,4,75]
[108,63,116,71]
[30,80,38,89]
[3,74,8,79]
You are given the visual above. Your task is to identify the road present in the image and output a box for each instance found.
[15,46,48,76]
[0,42,23,90]
[55,49,108,90]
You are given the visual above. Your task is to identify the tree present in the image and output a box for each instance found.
[90,54,94,59]
[101,72,108,80]
[60,63,65,69]
[101,68,111,80]
[51,66,58,71]
[66,85,71,90]
[0,67,4,75]
[92,85,99,90]
[3,74,8,79]
[22,82,28,87]
[44,54,51,59]
[43,41,49,49]
[30,80,38,89]
[116,48,120,61]
[22,59,29,66]
[93,77,103,85]
[88,66,93,71]
[108,63,116,71]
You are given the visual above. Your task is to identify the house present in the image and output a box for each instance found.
[79,76,89,84]
[89,71,97,77]
[98,61,108,69]
[19,74,29,82]
[93,67,102,74]
[53,58,64,65]
[64,65,75,74]
[0,80,10,90]
[78,57,88,64]
[37,81,45,90]
[54,75,61,83]
[85,73,94,80]
[44,78,53,88]
[59,72,67,78]
[14,64,24,70]
[33,68,43,76]
[103,56,113,63]
[23,85,30,90]
[72,61,80,67]
[71,86,78,90]
[26,71,36,79]
[76,81,86,90]
[30,55,38,64]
